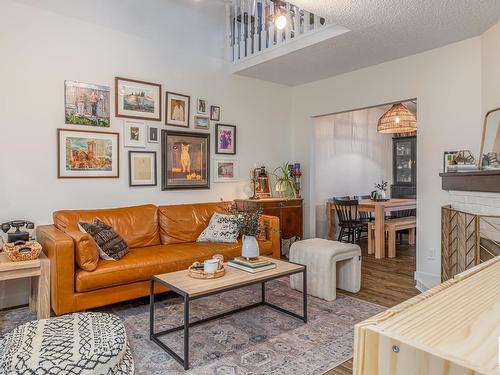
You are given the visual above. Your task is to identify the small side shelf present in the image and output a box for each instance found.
[439,170,500,193]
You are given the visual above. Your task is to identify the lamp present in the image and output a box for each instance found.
[377,103,417,134]
[275,14,287,30]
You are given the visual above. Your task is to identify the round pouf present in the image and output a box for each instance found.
[0,312,134,374]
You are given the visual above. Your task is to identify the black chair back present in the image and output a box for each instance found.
[333,199,359,224]
[354,195,372,220]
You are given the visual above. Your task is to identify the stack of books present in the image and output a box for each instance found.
[228,257,276,273]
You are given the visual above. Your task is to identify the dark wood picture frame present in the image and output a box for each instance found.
[165,91,191,128]
[128,151,157,187]
[57,128,120,179]
[210,105,221,121]
[115,77,162,121]
[215,123,237,155]
[161,130,210,190]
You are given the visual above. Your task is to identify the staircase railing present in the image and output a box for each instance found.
[227,0,326,62]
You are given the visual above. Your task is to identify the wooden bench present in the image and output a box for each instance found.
[368,216,416,258]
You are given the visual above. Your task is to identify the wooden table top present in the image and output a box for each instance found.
[154,257,303,298]
[0,251,45,272]
[358,198,416,207]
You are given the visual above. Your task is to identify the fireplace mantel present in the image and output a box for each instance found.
[439,170,500,193]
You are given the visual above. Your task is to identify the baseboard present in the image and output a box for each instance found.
[414,271,440,292]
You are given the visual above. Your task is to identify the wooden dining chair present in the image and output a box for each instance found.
[333,199,366,244]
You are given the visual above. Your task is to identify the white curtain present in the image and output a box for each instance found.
[313,108,393,238]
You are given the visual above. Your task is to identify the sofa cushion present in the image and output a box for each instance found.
[80,219,129,261]
[158,202,230,245]
[75,239,273,293]
[67,230,100,272]
[54,204,160,249]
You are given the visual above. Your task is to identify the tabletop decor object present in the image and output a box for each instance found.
[273,162,298,199]
[188,261,226,279]
[4,240,42,262]
[250,166,272,199]
[479,107,500,170]
[227,204,263,259]
[371,180,388,200]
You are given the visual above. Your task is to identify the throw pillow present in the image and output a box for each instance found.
[79,219,129,260]
[197,213,239,243]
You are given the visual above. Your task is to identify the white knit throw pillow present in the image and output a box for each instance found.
[197,213,239,243]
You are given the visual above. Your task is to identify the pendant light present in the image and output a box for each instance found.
[377,103,417,133]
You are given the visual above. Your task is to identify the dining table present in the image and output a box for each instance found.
[326,198,417,259]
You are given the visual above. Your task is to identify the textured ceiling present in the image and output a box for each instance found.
[236,0,500,86]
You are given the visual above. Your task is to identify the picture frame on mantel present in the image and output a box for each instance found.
[115,77,162,121]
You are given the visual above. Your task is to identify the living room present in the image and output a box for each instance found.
[1,1,500,374]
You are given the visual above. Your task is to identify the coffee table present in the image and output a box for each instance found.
[149,257,307,370]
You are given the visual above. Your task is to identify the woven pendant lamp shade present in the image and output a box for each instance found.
[377,103,417,133]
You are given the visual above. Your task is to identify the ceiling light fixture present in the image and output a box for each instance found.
[377,103,417,133]
[275,14,287,30]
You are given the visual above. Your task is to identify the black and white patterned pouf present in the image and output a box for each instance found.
[0,312,134,374]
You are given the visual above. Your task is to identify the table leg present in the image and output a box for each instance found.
[183,297,190,370]
[37,256,50,319]
[374,206,385,259]
[302,267,307,323]
[261,282,266,303]
[149,278,155,339]
[326,201,334,240]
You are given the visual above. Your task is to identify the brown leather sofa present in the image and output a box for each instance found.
[36,202,280,316]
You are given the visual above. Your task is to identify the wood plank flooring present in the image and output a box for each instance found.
[325,239,419,375]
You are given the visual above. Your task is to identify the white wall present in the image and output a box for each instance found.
[313,108,392,238]
[291,37,483,288]
[0,0,292,307]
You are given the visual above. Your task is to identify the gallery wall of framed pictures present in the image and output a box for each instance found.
[60,75,238,188]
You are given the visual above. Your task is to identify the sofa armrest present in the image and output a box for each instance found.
[260,215,281,259]
[36,225,76,315]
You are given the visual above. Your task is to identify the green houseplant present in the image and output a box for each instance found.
[273,162,298,199]
[227,204,264,259]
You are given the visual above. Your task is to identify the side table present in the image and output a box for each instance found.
[0,251,50,319]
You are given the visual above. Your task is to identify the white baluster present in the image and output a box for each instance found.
[285,2,291,42]
[303,10,309,33]
[226,2,233,61]
[314,14,320,30]
[247,0,252,56]
[238,0,244,59]
[252,0,258,55]
[260,0,266,51]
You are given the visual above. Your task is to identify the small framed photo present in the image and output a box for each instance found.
[124,120,146,148]
[443,150,458,172]
[148,126,159,143]
[129,151,157,187]
[210,105,221,121]
[115,77,161,121]
[57,129,119,178]
[197,98,208,115]
[213,158,238,182]
[215,124,236,155]
[166,92,190,128]
[194,115,210,130]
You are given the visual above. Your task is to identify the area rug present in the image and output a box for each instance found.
[0,279,383,374]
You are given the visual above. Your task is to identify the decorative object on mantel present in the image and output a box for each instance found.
[370,180,388,201]
[443,150,477,173]
[479,107,500,170]
[227,203,264,259]
[273,162,298,199]
[377,102,417,134]
[250,166,272,199]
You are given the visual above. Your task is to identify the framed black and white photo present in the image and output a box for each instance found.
[129,151,157,187]
[213,158,238,182]
[215,124,236,155]
[197,98,208,115]
[123,120,146,148]
[147,126,159,143]
[166,92,190,128]
[210,105,220,121]
[115,77,161,121]
[194,115,210,130]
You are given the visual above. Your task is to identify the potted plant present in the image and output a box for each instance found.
[273,162,298,199]
[227,204,264,259]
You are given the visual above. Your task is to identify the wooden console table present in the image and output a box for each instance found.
[0,251,50,319]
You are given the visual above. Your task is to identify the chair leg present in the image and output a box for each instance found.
[388,228,396,258]
[408,228,416,245]
[338,227,344,242]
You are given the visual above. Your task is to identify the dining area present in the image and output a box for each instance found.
[325,197,417,259]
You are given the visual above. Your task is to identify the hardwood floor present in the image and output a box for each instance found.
[325,239,419,375]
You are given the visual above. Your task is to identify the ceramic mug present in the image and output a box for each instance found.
[212,254,224,269]
[204,259,219,273]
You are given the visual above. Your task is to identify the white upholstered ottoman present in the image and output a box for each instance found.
[290,238,361,301]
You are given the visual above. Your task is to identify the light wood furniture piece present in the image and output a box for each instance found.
[327,198,417,259]
[368,216,416,258]
[150,257,307,370]
[353,256,500,375]
[0,251,50,319]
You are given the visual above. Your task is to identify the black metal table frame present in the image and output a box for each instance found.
[149,265,307,370]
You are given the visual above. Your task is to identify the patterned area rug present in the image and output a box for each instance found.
[0,279,383,374]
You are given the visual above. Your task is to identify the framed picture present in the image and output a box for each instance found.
[210,105,221,121]
[166,92,190,128]
[65,80,110,127]
[129,151,157,187]
[213,158,239,182]
[148,126,159,143]
[443,150,458,172]
[197,98,208,115]
[215,124,236,155]
[161,130,210,190]
[57,129,119,178]
[194,115,210,130]
[124,120,146,148]
[115,77,161,121]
